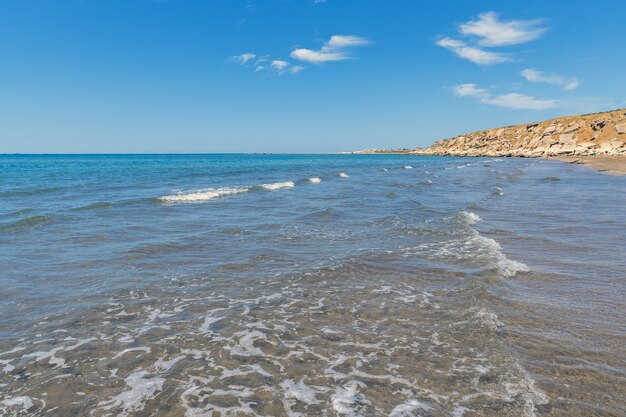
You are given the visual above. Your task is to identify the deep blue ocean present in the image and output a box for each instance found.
[0,154,624,416]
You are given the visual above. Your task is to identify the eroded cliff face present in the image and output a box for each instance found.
[417,109,626,157]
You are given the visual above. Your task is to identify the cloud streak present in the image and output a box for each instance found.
[460,12,547,47]
[453,83,557,110]
[291,35,370,64]
[230,34,369,75]
[436,12,546,65]
[481,93,556,110]
[230,53,256,65]
[453,83,488,97]
[521,68,580,90]
[436,38,509,65]
[231,53,304,76]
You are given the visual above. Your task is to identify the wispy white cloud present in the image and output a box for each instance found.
[453,83,488,97]
[269,60,305,75]
[460,12,547,47]
[326,35,370,48]
[291,35,370,64]
[521,68,580,90]
[453,83,556,110]
[481,93,556,110]
[230,54,303,76]
[230,53,256,65]
[436,38,509,65]
[290,49,346,63]
[436,12,546,65]
[271,60,289,71]
[231,34,368,75]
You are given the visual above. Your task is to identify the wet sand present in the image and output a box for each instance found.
[554,155,626,175]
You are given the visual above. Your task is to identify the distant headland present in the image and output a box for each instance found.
[354,108,626,174]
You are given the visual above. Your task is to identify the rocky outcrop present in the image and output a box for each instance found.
[416,109,626,157]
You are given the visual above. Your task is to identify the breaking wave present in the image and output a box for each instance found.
[258,181,295,191]
[411,211,529,277]
[160,181,294,203]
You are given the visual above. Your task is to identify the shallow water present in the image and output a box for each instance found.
[0,154,624,416]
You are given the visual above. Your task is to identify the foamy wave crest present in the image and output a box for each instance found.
[160,181,294,202]
[460,211,481,225]
[458,214,529,276]
[160,187,248,202]
[476,235,529,277]
[308,177,322,183]
[259,181,295,191]
[338,172,349,178]
[413,211,529,277]
[404,165,413,169]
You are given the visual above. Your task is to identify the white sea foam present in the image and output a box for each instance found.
[229,330,268,357]
[98,371,165,417]
[331,380,369,416]
[161,181,294,202]
[2,396,34,412]
[471,233,529,276]
[503,363,549,417]
[338,172,349,178]
[413,211,528,277]
[65,337,96,351]
[154,355,183,372]
[0,347,24,357]
[146,308,174,322]
[459,211,528,276]
[460,211,481,225]
[452,406,473,416]
[308,177,322,183]
[113,347,151,359]
[24,347,65,368]
[404,165,413,169]
[473,308,504,331]
[260,181,295,190]
[280,379,323,405]
[181,380,257,417]
[389,399,431,416]
[161,187,248,202]
[0,359,15,373]
[198,309,226,334]
[221,364,272,379]
[321,326,341,334]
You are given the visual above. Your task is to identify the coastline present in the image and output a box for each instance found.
[350,151,626,176]
[354,108,626,176]
[397,108,626,174]
[552,155,626,175]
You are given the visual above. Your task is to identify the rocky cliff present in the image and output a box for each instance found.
[417,109,626,157]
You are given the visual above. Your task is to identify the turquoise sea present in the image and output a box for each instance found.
[0,154,624,416]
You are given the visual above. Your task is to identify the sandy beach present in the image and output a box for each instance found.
[555,155,626,175]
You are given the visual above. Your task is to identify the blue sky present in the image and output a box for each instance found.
[1,0,625,153]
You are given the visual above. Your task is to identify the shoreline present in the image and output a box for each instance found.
[352,151,626,176]
[552,155,626,175]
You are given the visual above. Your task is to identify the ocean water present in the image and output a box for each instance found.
[0,154,624,417]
